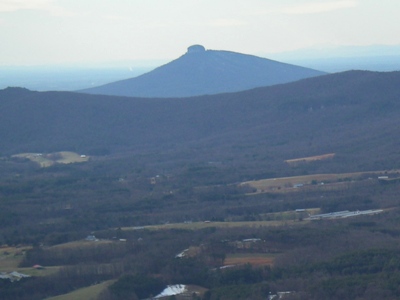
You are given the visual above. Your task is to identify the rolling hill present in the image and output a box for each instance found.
[2,70,400,300]
[1,70,400,176]
[79,45,326,98]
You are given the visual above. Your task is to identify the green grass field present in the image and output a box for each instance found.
[0,246,30,271]
[49,239,112,250]
[124,219,302,231]
[44,280,115,300]
[0,246,61,276]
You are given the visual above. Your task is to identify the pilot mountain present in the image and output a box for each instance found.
[80,45,326,98]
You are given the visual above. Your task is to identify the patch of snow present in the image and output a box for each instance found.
[155,284,186,298]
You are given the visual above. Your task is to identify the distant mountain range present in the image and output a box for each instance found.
[1,70,400,174]
[80,45,326,98]
[263,45,400,73]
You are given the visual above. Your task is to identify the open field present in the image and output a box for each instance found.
[285,153,335,165]
[0,246,61,276]
[242,170,400,193]
[17,266,61,277]
[12,151,89,167]
[49,239,112,250]
[125,220,302,231]
[0,246,30,271]
[224,253,276,267]
[257,208,320,221]
[45,280,115,300]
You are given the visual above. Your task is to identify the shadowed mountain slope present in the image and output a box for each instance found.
[1,70,400,173]
[79,45,326,98]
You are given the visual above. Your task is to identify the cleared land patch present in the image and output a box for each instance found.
[242,170,400,193]
[49,239,112,250]
[0,246,59,276]
[285,153,335,165]
[224,253,275,267]
[124,220,302,231]
[45,280,115,300]
[0,246,30,271]
[12,151,89,167]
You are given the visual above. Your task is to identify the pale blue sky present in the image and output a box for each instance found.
[1,0,399,66]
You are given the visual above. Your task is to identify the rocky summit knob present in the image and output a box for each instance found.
[187,45,206,53]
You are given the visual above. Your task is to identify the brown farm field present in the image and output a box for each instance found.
[125,220,302,231]
[285,153,335,165]
[224,253,276,267]
[242,170,400,193]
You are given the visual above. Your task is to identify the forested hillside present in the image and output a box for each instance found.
[1,70,400,300]
[1,70,400,176]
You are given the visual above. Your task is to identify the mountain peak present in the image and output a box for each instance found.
[80,47,326,98]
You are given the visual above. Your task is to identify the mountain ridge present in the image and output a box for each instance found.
[1,70,400,177]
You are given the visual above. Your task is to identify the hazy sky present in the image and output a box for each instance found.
[1,0,399,66]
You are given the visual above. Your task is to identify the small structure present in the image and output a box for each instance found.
[33,264,45,270]
[234,238,265,250]
[85,235,98,241]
